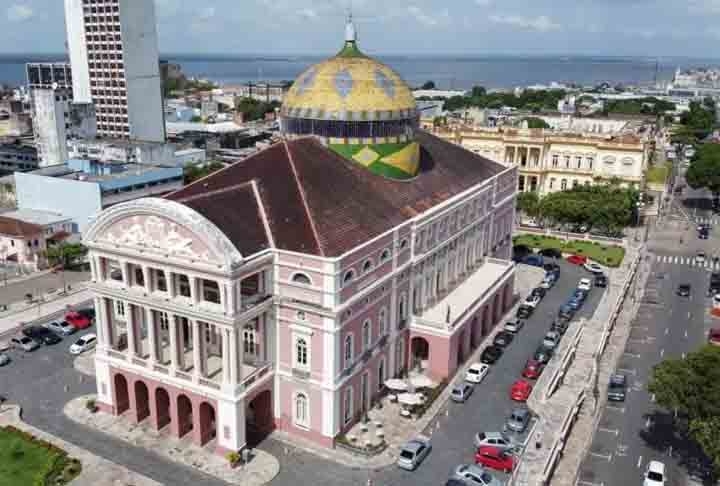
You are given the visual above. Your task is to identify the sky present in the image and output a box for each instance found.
[1,0,720,57]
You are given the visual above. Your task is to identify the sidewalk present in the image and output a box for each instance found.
[0,404,160,486]
[268,265,545,469]
[64,395,280,486]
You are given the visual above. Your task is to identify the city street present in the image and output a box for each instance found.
[0,268,90,306]
[0,261,607,486]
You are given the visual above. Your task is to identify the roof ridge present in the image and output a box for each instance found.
[250,180,276,249]
[282,139,325,257]
[173,180,256,204]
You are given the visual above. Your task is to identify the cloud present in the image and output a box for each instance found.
[475,0,492,5]
[7,4,33,22]
[198,6,216,20]
[489,14,560,32]
[407,5,451,27]
[299,8,318,20]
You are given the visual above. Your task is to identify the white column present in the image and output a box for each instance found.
[146,307,158,363]
[94,296,106,347]
[94,256,105,281]
[228,327,239,385]
[189,276,199,305]
[168,314,179,370]
[120,260,130,287]
[192,320,206,379]
[126,303,137,358]
[219,281,227,312]
[142,266,152,294]
[221,327,231,385]
[165,269,175,298]
[227,282,236,316]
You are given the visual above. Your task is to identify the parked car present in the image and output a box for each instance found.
[577,278,592,292]
[523,295,541,308]
[76,308,96,321]
[505,407,531,433]
[474,431,516,451]
[451,464,502,486]
[583,262,604,274]
[566,254,588,266]
[696,252,706,264]
[516,305,533,319]
[397,437,432,471]
[643,460,666,486]
[708,328,720,346]
[65,311,92,330]
[69,333,97,355]
[607,374,627,402]
[11,335,40,352]
[542,331,561,350]
[512,245,532,263]
[566,297,582,311]
[533,345,554,364]
[550,318,570,335]
[22,326,62,345]
[558,304,574,320]
[540,275,555,290]
[509,380,533,402]
[0,353,10,366]
[480,346,503,364]
[465,363,490,384]
[522,359,545,379]
[677,284,691,297]
[539,248,562,259]
[523,254,544,267]
[493,331,514,348]
[594,274,608,288]
[445,479,467,486]
[504,319,524,333]
[573,289,588,303]
[475,446,514,473]
[451,383,474,403]
[531,287,546,299]
[45,320,76,336]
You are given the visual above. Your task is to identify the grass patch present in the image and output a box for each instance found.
[513,234,626,267]
[0,426,81,486]
[646,162,671,185]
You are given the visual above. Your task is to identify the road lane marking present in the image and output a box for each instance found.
[682,352,686,359]
[617,368,636,375]
[624,352,641,358]
[637,455,643,468]
[668,445,673,457]
[645,417,652,428]
[660,349,665,358]
[589,452,613,462]
[598,427,619,436]
[577,481,604,486]
[651,393,656,402]
[665,328,669,335]
[606,405,625,413]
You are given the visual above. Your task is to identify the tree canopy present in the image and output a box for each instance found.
[183,161,224,184]
[603,97,676,116]
[45,243,87,268]
[443,86,566,113]
[680,100,716,138]
[522,117,551,129]
[420,80,436,90]
[517,191,540,220]
[235,97,281,122]
[686,143,720,195]
[648,345,720,473]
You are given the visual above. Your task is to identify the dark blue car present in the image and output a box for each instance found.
[523,255,544,267]
[567,297,582,311]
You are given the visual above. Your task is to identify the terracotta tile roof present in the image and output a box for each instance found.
[0,216,43,237]
[167,131,505,257]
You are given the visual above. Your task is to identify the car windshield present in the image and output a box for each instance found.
[647,472,663,481]
[76,338,87,346]
[19,336,31,343]
[468,368,479,374]
[481,472,493,483]
[400,450,414,459]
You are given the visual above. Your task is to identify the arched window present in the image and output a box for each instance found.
[343,386,353,424]
[344,334,353,367]
[560,179,568,190]
[343,269,355,285]
[380,249,391,263]
[362,259,373,274]
[379,308,388,335]
[294,393,309,428]
[362,320,372,349]
[295,338,308,367]
[291,272,312,286]
[400,239,408,250]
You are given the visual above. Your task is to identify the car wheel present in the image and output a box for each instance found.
[506,468,512,473]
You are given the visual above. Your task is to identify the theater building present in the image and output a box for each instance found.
[83,20,518,454]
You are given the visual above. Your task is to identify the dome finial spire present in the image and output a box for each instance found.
[345,8,356,42]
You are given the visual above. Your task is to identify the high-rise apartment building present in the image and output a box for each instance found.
[64,0,166,143]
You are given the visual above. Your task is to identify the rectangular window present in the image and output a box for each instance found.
[155,270,167,292]
[587,157,594,170]
[343,388,353,425]
[564,156,571,168]
[576,156,583,169]
[159,312,169,331]
[549,178,556,190]
[115,300,125,317]
[202,279,220,303]
[177,274,191,297]
[552,154,559,167]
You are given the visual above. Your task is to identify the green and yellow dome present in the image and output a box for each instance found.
[280,18,420,180]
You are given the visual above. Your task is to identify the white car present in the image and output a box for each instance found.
[69,333,97,355]
[542,331,561,350]
[578,278,592,292]
[643,460,666,486]
[504,319,524,333]
[523,295,541,308]
[696,252,706,264]
[465,363,490,384]
[583,262,604,274]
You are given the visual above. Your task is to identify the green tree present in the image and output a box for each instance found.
[648,346,720,473]
[522,117,550,129]
[235,97,281,122]
[681,101,715,137]
[183,161,225,184]
[420,80,436,90]
[517,191,540,221]
[686,143,720,197]
[45,243,87,268]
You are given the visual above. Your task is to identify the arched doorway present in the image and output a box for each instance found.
[155,387,171,430]
[410,336,429,371]
[113,374,129,415]
[133,381,150,423]
[246,389,273,447]
[199,402,216,445]
[177,394,193,438]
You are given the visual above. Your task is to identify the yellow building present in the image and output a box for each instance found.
[433,126,648,195]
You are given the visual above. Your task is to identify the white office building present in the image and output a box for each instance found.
[64,0,166,143]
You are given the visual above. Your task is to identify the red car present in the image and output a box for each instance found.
[475,446,514,473]
[510,379,533,402]
[709,328,720,346]
[566,254,588,265]
[65,311,92,330]
[522,359,545,379]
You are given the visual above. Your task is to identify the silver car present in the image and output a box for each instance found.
[474,431,516,451]
[542,331,561,350]
[451,464,502,486]
[397,437,431,471]
[0,353,10,366]
[10,335,40,352]
[451,383,474,403]
[504,319,524,333]
[45,320,77,336]
[505,407,531,433]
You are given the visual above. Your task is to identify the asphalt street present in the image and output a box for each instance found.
[0,260,607,486]
[0,269,90,306]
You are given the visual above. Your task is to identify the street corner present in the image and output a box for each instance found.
[73,351,96,376]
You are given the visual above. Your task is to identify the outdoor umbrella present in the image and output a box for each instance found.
[397,393,424,406]
[384,379,409,392]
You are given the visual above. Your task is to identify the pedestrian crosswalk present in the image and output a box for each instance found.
[655,254,720,269]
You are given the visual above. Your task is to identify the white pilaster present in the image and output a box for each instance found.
[142,266,152,294]
[146,307,158,363]
[228,327,238,385]
[165,269,175,298]
[221,327,231,386]
[126,303,137,358]
[94,296,106,347]
[168,314,178,370]
[217,399,246,452]
[192,320,205,379]
[189,276,199,305]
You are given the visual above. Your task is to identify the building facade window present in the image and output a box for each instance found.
[243,324,257,355]
[379,249,391,263]
[343,270,355,285]
[379,308,388,335]
[564,155,571,168]
[295,337,308,368]
[576,156,583,169]
[549,177,556,190]
[378,359,386,390]
[115,300,125,318]
[362,320,372,349]
[294,392,309,428]
[561,179,568,190]
[344,334,353,368]
[343,387,353,425]
[572,179,579,188]
[587,157,594,169]
[362,259,373,274]
[159,311,169,331]
[291,272,312,286]
[518,176,525,192]
[552,154,559,167]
